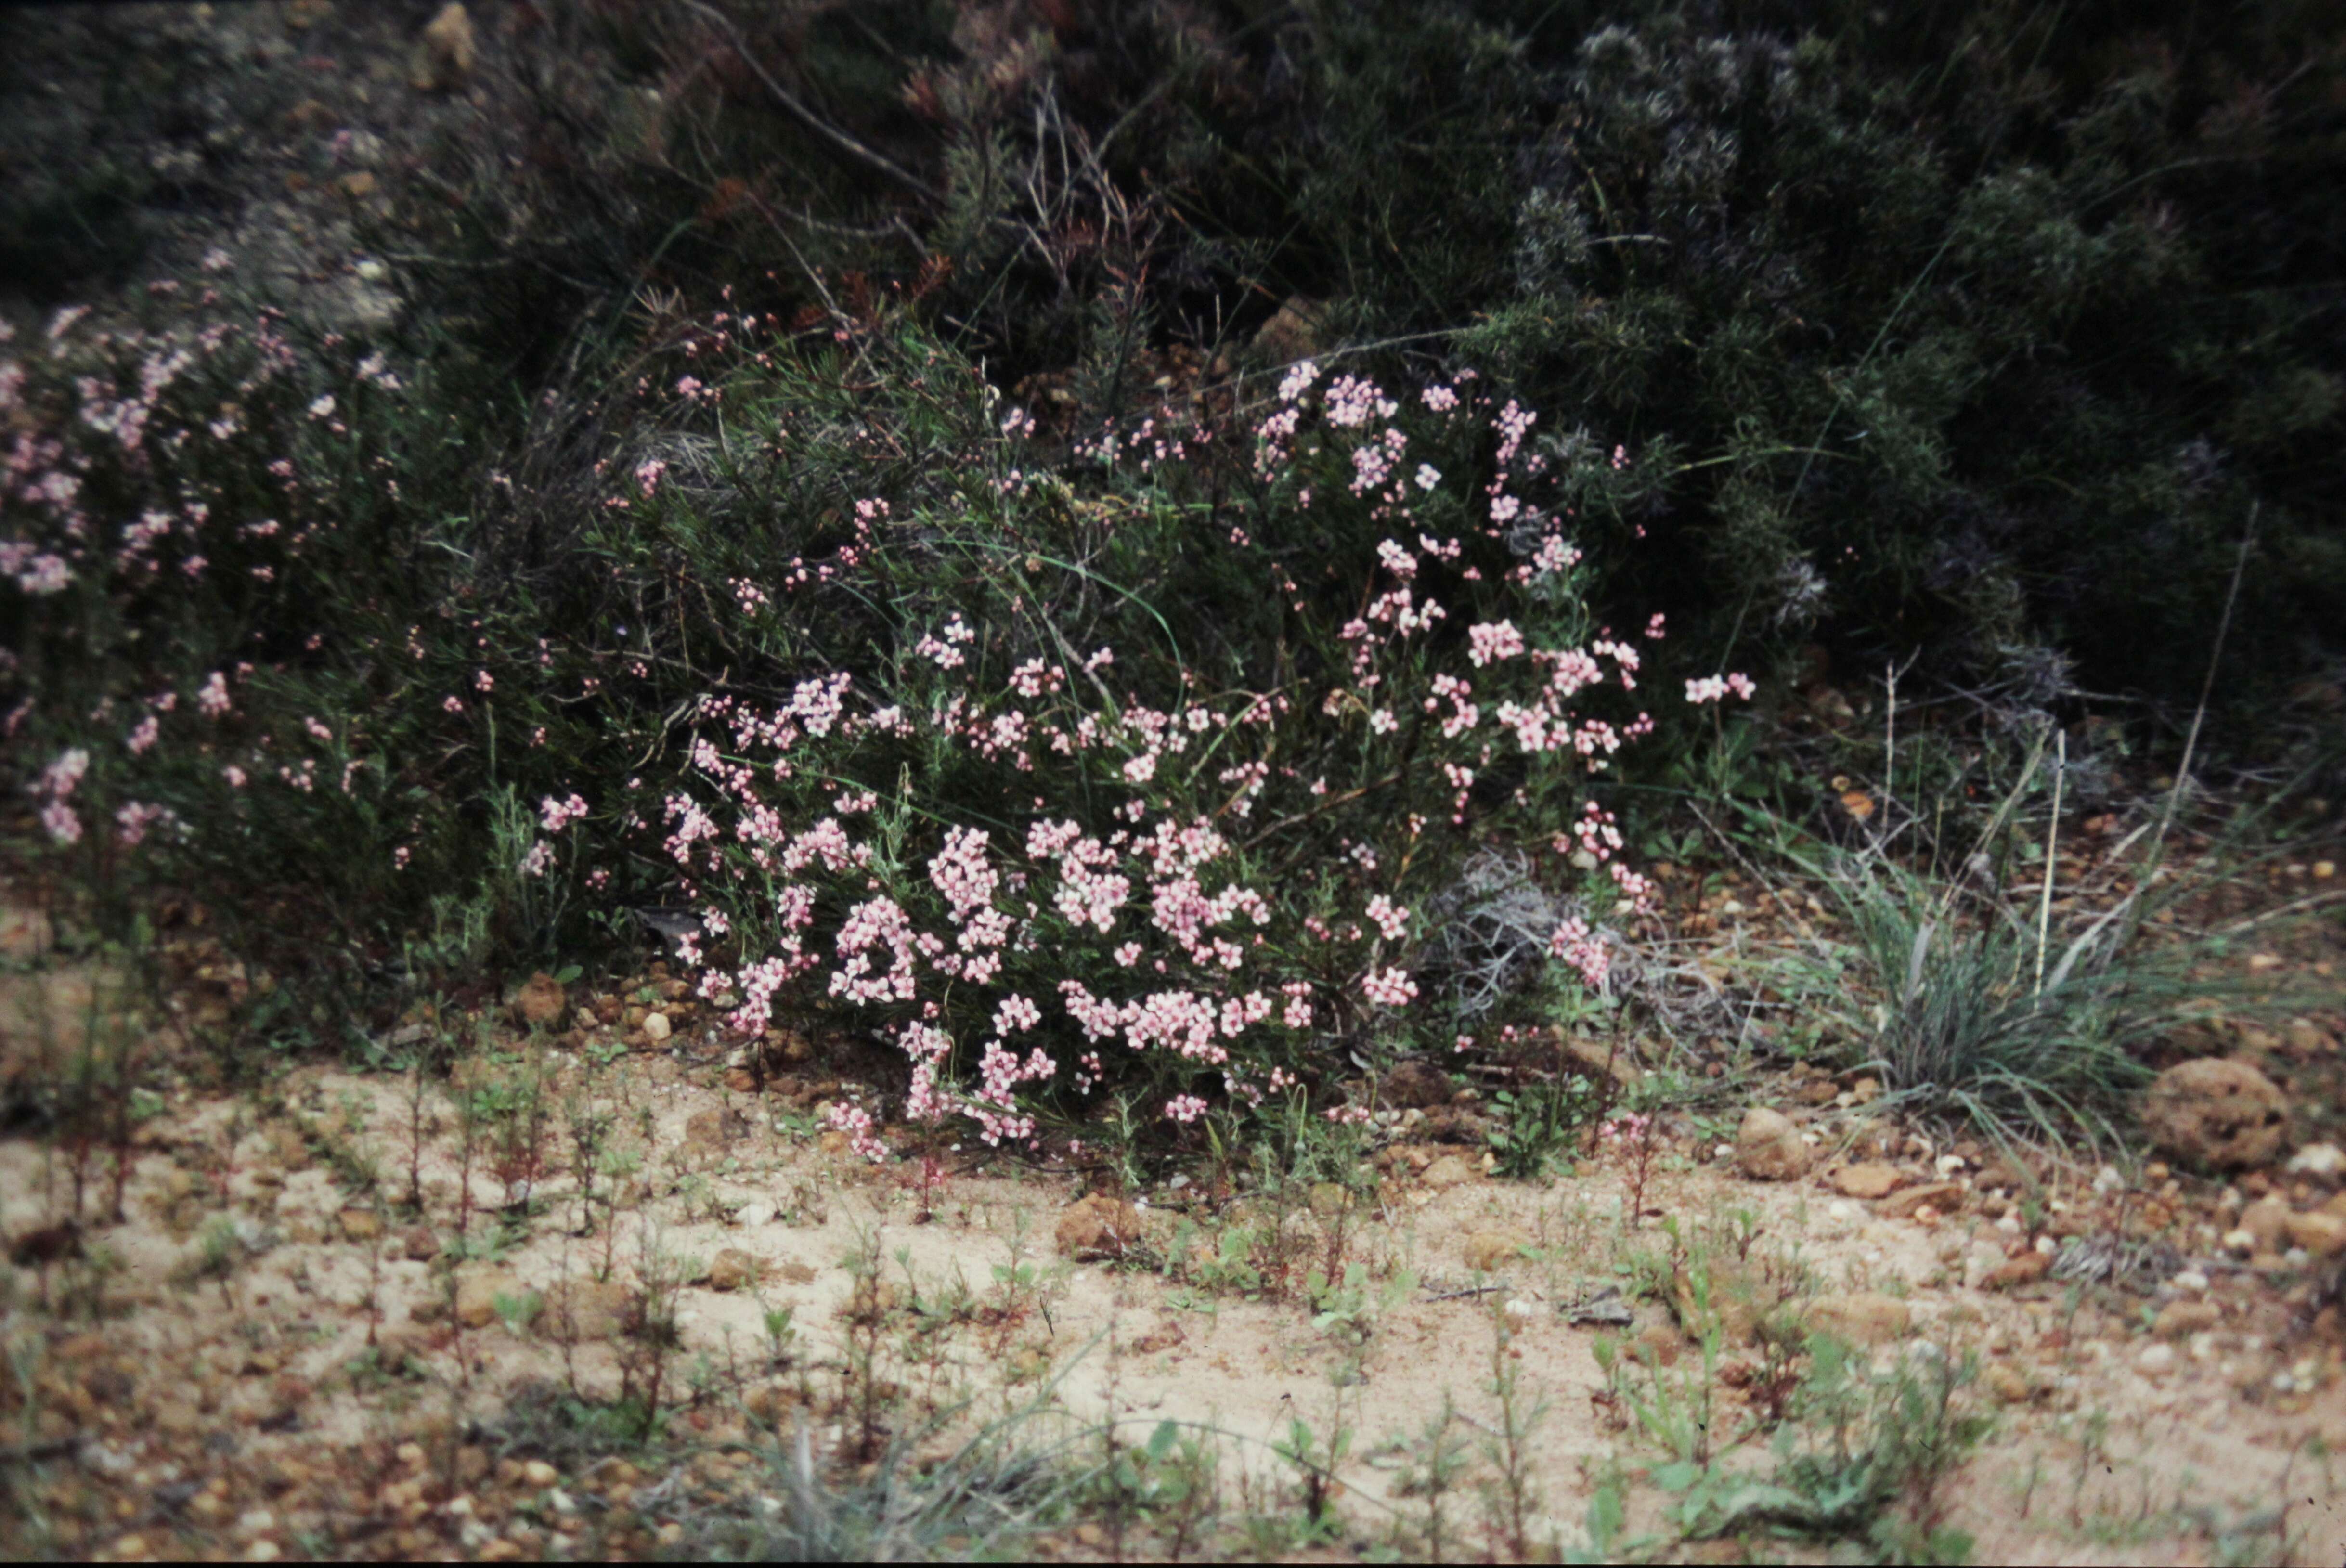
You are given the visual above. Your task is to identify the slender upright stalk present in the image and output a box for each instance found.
[2154,505,2256,856]
[2035,729,2065,997]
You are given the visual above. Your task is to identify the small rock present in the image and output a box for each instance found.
[454,1270,524,1331]
[1983,1251,2051,1290]
[1735,1107,1810,1181]
[2286,1143,2345,1178]
[1054,1193,1144,1261]
[411,2,476,92]
[683,1106,749,1158]
[707,1249,759,1291]
[642,1011,672,1044]
[2283,1208,2346,1257]
[2138,1342,2178,1374]
[338,1209,382,1244]
[542,1277,632,1342]
[2239,1197,2293,1254]
[509,972,567,1031]
[1672,1256,1801,1346]
[522,1459,559,1488]
[1461,1229,1529,1274]
[1986,1362,2039,1404]
[1808,1292,1911,1345]
[1419,1153,1479,1190]
[2142,1058,2290,1170]
[1829,1162,1903,1199]
[733,1201,777,1229]
[2153,1300,2219,1341]
[743,1381,804,1423]
[1961,1242,2009,1290]
[402,1226,440,1262]
[1879,1181,1965,1219]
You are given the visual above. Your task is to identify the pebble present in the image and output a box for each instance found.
[2170,1269,2209,1293]
[2138,1343,2176,1374]
[2288,1146,2344,1186]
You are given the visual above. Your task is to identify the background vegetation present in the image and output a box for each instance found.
[4,0,2341,1154]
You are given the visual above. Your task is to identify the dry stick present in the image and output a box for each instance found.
[2034,729,2067,997]
[2154,506,2257,858]
[1882,659,1898,855]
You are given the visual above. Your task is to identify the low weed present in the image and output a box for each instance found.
[1486,1071,1601,1181]
[1787,778,2333,1156]
[1631,1330,1988,1564]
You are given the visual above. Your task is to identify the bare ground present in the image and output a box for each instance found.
[3,866,2344,1564]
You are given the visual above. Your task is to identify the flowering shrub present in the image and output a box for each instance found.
[595,322,1756,1156]
[2,282,1753,1144]
[0,291,569,1022]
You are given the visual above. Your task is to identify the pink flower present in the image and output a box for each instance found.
[823,1101,888,1162]
[1466,620,1525,667]
[1361,966,1418,1008]
[1163,1094,1208,1125]
[116,801,172,847]
[39,800,81,845]
[37,748,89,801]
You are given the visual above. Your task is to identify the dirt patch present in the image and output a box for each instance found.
[3,1017,2343,1561]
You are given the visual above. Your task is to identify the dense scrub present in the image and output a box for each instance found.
[394,0,2346,724]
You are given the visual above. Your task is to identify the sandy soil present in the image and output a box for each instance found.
[5,963,2343,1564]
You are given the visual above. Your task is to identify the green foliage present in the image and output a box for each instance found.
[1486,1073,1601,1179]
[232,0,2346,726]
[1790,777,2325,1153]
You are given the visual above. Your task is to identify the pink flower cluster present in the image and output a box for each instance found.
[1685,673,1756,704]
